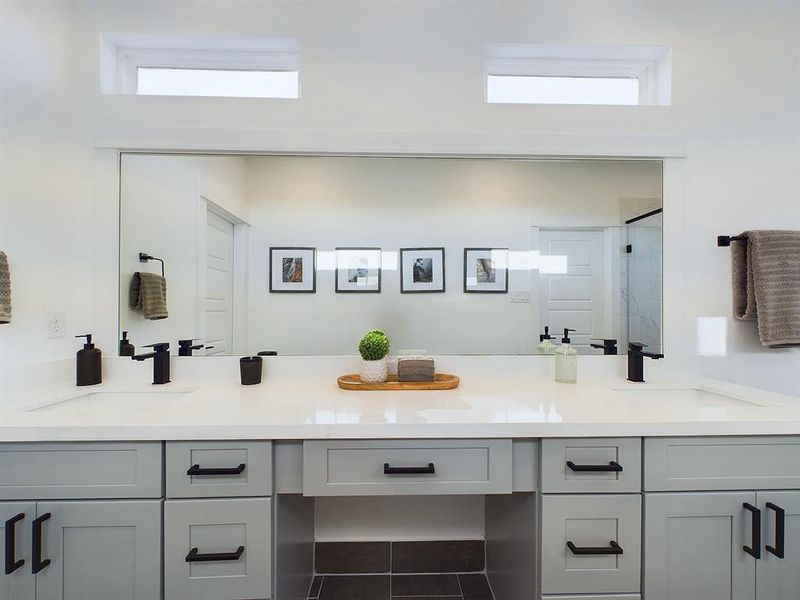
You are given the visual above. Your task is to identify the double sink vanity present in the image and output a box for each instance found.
[1,361,799,600]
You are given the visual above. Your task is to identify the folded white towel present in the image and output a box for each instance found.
[0,252,10,324]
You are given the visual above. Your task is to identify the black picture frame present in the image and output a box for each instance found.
[400,247,446,293]
[335,247,382,293]
[269,247,317,293]
[463,247,509,293]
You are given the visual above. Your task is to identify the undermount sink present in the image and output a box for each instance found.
[608,387,767,408]
[27,389,194,413]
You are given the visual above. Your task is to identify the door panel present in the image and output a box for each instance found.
[757,491,800,600]
[644,492,756,600]
[205,208,235,355]
[35,501,161,600]
[0,502,35,600]
[539,230,604,351]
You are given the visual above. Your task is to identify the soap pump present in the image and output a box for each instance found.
[554,328,578,384]
[537,326,557,355]
[119,331,135,357]
[76,334,102,386]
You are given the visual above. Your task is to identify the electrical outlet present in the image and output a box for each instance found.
[509,291,531,304]
[45,310,66,338]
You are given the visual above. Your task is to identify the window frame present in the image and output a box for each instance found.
[484,44,670,106]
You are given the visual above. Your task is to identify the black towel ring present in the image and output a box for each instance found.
[139,252,165,277]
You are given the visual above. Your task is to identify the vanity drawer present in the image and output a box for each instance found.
[541,438,641,493]
[644,436,800,491]
[540,494,641,595]
[303,439,512,496]
[166,441,272,498]
[0,442,162,500]
[164,497,272,600]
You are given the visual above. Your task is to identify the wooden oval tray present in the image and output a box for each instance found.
[337,373,460,391]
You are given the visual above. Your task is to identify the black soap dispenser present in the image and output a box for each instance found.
[76,334,102,386]
[119,331,135,357]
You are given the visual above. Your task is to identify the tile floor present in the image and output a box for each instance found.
[308,541,494,600]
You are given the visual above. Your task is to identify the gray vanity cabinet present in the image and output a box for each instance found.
[34,500,161,600]
[1,502,35,600]
[756,491,800,600]
[644,492,757,600]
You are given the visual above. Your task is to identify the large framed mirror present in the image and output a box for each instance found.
[119,154,662,356]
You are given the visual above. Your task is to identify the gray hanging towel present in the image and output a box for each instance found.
[0,252,11,324]
[130,271,169,320]
[732,230,800,347]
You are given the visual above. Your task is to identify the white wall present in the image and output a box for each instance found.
[244,155,660,355]
[1,2,799,384]
[119,154,247,353]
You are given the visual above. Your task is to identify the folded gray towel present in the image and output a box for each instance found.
[732,230,800,347]
[397,356,435,381]
[130,272,168,320]
[0,252,10,324]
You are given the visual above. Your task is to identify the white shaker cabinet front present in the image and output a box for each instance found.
[756,491,800,600]
[644,492,757,600]
[34,500,162,600]
[1,502,36,600]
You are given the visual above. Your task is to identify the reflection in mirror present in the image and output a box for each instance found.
[119,155,662,356]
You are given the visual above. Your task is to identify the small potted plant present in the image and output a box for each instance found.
[358,329,390,383]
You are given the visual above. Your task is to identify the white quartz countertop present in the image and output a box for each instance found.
[1,362,799,441]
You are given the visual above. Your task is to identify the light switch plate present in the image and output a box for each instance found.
[509,291,531,303]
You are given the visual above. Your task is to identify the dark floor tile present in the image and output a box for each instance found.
[318,575,390,600]
[392,597,461,600]
[392,540,485,573]
[391,574,461,597]
[316,542,391,574]
[458,573,493,600]
[309,575,323,598]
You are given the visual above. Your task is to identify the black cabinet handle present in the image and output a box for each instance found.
[187,463,246,476]
[186,546,245,562]
[384,462,435,475]
[567,540,624,555]
[4,513,24,574]
[566,460,623,472]
[743,502,761,559]
[31,513,51,574]
[765,502,785,559]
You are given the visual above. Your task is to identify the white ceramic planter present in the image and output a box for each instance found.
[360,358,388,383]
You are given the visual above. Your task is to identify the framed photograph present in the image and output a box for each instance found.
[336,247,382,293]
[463,248,508,293]
[269,247,316,293]
[400,247,446,293]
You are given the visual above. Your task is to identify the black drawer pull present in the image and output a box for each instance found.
[566,460,623,472]
[743,502,761,559]
[4,513,25,574]
[567,540,623,555]
[187,463,246,476]
[31,513,51,574]
[186,546,245,562]
[765,502,785,559]
[384,462,435,475]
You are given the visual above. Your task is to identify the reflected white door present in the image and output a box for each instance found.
[539,230,604,352]
[205,209,235,355]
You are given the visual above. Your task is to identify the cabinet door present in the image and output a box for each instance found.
[756,491,800,600]
[0,502,35,600]
[644,492,756,600]
[34,500,161,600]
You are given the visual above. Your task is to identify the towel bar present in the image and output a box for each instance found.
[717,235,748,247]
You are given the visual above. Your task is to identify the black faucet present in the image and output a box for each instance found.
[590,339,618,355]
[178,339,205,357]
[132,343,171,384]
[627,342,664,382]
